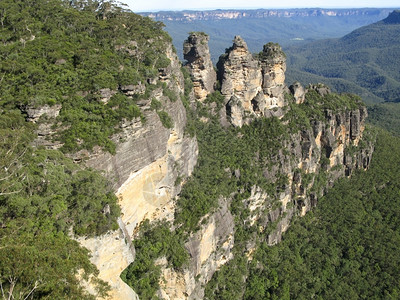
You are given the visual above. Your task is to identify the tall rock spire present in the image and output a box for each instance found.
[259,42,287,108]
[183,32,216,101]
[217,36,262,109]
[217,37,288,127]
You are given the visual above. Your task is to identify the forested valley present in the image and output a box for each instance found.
[204,128,400,299]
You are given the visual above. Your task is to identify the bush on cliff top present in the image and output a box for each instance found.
[0,0,172,153]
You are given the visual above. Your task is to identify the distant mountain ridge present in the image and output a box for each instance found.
[141,8,393,22]
[141,8,397,63]
[382,9,400,23]
[285,10,400,103]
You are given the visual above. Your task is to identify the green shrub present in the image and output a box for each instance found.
[121,220,188,299]
[0,0,171,153]
[157,110,173,128]
[150,98,162,111]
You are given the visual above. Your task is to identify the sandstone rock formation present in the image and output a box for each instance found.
[258,105,372,245]
[217,36,262,126]
[183,32,216,101]
[157,199,235,299]
[77,44,198,299]
[217,37,287,127]
[289,81,305,104]
[307,83,332,96]
[150,99,373,299]
[25,103,62,122]
[24,104,63,149]
[137,36,374,300]
[259,42,287,107]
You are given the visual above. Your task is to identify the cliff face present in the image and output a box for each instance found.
[75,45,198,299]
[143,9,391,22]
[216,36,262,127]
[7,2,381,299]
[140,36,373,299]
[263,102,371,245]
[23,29,374,299]
[158,198,235,299]
[259,43,286,108]
[154,100,373,300]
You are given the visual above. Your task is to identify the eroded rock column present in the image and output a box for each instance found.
[217,35,262,126]
[183,32,216,101]
[259,42,287,108]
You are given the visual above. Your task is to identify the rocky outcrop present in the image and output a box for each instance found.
[25,103,62,122]
[289,81,305,104]
[307,83,332,97]
[84,44,197,189]
[218,36,262,106]
[77,230,139,300]
[259,42,287,107]
[217,37,287,127]
[142,36,373,299]
[24,104,63,149]
[183,32,216,101]
[246,104,373,247]
[217,36,262,126]
[70,33,372,300]
[152,98,373,299]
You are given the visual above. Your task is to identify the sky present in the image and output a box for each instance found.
[123,0,400,12]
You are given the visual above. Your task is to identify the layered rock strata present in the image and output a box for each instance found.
[259,103,372,246]
[154,92,373,299]
[216,36,262,126]
[183,32,216,101]
[147,38,373,299]
[259,42,287,107]
[216,36,287,127]
[289,81,306,104]
[157,199,235,299]
[77,44,198,299]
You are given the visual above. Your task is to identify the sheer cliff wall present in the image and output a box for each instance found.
[78,44,198,299]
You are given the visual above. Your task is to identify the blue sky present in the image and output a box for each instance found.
[123,0,400,12]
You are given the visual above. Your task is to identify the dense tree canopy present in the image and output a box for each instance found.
[285,14,400,104]
[0,0,172,153]
[0,109,119,298]
[0,0,166,298]
[204,128,400,299]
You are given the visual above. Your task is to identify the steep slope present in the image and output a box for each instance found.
[0,1,197,299]
[80,42,198,299]
[285,10,400,103]
[239,129,400,299]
